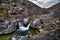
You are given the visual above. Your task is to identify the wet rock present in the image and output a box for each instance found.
[12,36,17,40]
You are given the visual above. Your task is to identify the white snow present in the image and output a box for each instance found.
[29,0,60,8]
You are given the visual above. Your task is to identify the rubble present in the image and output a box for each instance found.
[0,0,60,40]
[11,29,60,40]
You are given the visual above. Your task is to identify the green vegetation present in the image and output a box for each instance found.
[0,32,17,40]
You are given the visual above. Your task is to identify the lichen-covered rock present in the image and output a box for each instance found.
[0,19,17,34]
